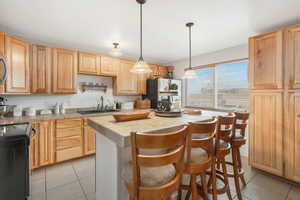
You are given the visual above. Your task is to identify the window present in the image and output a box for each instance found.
[186,60,249,110]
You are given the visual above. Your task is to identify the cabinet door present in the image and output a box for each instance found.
[78,52,100,75]
[137,73,148,95]
[30,123,39,170]
[5,35,30,93]
[285,93,300,182]
[38,121,55,167]
[100,56,119,76]
[249,31,283,89]
[285,25,300,89]
[149,64,159,78]
[158,66,169,78]
[31,45,52,94]
[52,48,77,93]
[114,60,138,95]
[249,92,283,176]
[84,121,96,155]
[0,33,5,93]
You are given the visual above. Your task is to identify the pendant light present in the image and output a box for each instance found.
[130,0,152,74]
[183,22,198,79]
[110,42,122,57]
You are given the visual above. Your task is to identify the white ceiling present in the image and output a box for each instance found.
[0,0,300,64]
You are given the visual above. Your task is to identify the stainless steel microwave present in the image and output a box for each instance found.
[0,56,7,84]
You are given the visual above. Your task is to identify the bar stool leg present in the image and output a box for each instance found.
[191,175,199,200]
[177,188,182,200]
[221,158,233,200]
[200,172,209,200]
[237,149,246,186]
[232,148,243,200]
[211,158,217,200]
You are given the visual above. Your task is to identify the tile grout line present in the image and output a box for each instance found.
[284,185,293,200]
[72,162,89,200]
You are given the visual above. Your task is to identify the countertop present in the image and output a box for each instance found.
[0,109,151,125]
[88,110,226,147]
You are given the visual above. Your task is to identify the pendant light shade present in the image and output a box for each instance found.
[183,22,198,79]
[131,0,152,74]
[110,42,122,57]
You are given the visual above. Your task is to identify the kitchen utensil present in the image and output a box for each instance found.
[113,111,151,122]
[135,99,151,109]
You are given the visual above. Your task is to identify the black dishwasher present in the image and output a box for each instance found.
[0,122,32,200]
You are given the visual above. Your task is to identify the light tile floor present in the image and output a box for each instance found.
[31,155,300,200]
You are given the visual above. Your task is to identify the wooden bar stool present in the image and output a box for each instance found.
[178,118,218,200]
[122,126,188,200]
[209,114,235,200]
[226,111,250,200]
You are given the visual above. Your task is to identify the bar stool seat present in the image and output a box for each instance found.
[188,147,209,163]
[122,162,176,187]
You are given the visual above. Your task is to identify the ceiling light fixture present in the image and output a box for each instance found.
[110,42,122,57]
[130,0,152,74]
[183,22,198,79]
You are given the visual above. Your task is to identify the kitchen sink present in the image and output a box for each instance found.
[78,109,118,115]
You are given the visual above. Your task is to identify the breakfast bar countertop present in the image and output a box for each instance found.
[88,110,226,147]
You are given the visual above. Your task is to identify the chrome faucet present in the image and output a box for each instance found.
[97,96,104,111]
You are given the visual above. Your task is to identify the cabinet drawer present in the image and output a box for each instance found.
[56,118,82,129]
[56,126,82,138]
[56,146,82,162]
[56,136,82,150]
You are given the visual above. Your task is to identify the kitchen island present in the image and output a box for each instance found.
[88,110,225,200]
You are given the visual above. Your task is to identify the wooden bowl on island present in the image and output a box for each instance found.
[113,111,151,122]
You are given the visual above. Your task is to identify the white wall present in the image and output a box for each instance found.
[5,75,139,110]
[168,44,248,106]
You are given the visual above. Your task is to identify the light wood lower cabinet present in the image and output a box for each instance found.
[55,118,83,162]
[30,121,55,169]
[249,92,284,176]
[285,93,300,182]
[83,119,96,155]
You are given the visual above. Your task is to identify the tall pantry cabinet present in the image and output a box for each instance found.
[249,24,300,182]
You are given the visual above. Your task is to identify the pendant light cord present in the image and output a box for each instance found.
[189,25,192,69]
[139,3,143,61]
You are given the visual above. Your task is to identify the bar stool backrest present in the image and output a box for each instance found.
[232,111,250,138]
[216,114,236,146]
[130,125,188,199]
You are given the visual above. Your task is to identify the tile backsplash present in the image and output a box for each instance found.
[5,75,140,110]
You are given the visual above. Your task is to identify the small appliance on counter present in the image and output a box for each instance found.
[0,122,33,200]
[0,97,15,118]
[146,78,182,110]
[121,102,135,110]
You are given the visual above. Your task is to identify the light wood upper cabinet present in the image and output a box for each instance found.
[31,45,52,94]
[100,55,119,76]
[52,48,77,94]
[114,59,138,95]
[158,66,169,78]
[137,73,148,95]
[285,25,300,89]
[78,52,100,75]
[5,35,30,93]
[249,92,283,176]
[83,119,96,155]
[249,31,283,89]
[149,64,159,78]
[285,93,300,183]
